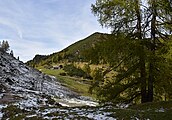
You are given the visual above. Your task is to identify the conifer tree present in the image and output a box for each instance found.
[91,0,172,103]
[0,40,10,52]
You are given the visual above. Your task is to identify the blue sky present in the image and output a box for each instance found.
[0,0,109,62]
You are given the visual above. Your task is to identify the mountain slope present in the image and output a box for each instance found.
[26,32,112,67]
[0,51,101,120]
[61,32,110,55]
[0,50,118,120]
[0,51,76,98]
[0,52,97,108]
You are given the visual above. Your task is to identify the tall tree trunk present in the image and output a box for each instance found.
[140,54,147,103]
[135,0,147,103]
[148,0,156,102]
[148,62,154,102]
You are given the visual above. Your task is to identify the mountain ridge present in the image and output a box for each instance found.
[26,32,112,67]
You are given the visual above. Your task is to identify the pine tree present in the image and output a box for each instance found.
[0,40,10,53]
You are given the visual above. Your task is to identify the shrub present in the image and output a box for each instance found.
[59,72,67,76]
[63,64,86,77]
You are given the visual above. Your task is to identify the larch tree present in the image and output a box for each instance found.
[91,0,172,103]
[146,0,172,102]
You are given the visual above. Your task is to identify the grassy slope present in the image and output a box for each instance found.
[40,68,94,98]
[62,32,108,54]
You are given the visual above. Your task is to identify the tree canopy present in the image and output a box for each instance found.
[90,0,172,103]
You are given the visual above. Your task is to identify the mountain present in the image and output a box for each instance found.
[26,32,112,67]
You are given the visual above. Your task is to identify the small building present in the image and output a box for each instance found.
[53,65,63,70]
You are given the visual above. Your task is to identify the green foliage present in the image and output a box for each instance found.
[114,101,172,120]
[62,32,108,58]
[26,54,47,68]
[83,64,91,74]
[26,32,113,66]
[56,75,92,97]
[88,35,141,103]
[89,68,104,93]
[41,68,65,76]
[63,63,92,79]
[40,68,92,97]
[63,64,87,78]
[90,0,172,104]
[88,37,172,103]
[114,108,172,120]
[0,40,10,53]
[152,39,172,101]
[82,64,93,79]
[91,0,139,34]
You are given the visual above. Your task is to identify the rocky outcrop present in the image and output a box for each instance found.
[0,52,79,105]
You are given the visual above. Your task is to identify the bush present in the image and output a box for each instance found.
[63,64,86,77]
[82,64,93,79]
[59,72,67,76]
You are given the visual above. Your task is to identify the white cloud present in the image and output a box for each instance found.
[0,18,23,39]
[0,0,110,62]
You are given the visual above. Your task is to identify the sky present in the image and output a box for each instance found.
[0,0,109,62]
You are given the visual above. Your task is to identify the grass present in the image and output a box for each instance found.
[63,32,108,55]
[112,109,172,120]
[40,68,94,98]
[112,101,172,120]
[55,75,92,97]
[40,68,65,75]
[129,101,172,110]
